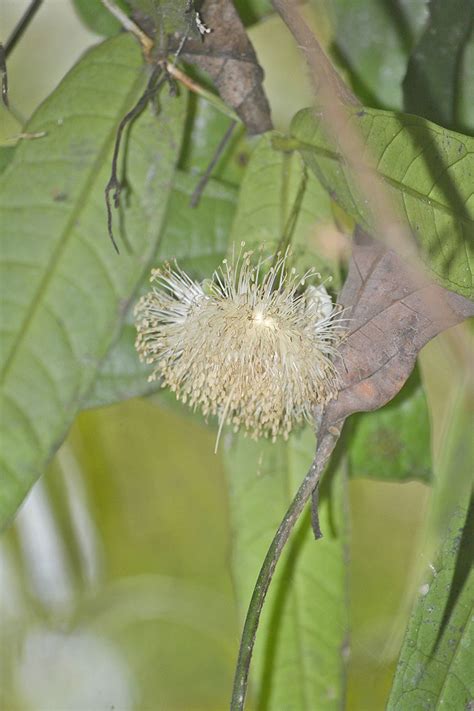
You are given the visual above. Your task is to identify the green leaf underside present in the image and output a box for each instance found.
[290,107,474,299]
[230,131,328,245]
[229,132,341,289]
[387,501,474,710]
[350,367,432,483]
[83,171,238,409]
[224,428,349,710]
[0,35,186,528]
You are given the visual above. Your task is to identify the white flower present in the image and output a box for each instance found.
[134,248,344,447]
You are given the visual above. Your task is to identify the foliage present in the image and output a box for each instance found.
[387,498,473,710]
[0,1,472,710]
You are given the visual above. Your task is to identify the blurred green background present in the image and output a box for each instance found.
[1,2,472,710]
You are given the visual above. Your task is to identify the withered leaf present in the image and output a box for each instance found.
[172,0,273,134]
[323,227,474,429]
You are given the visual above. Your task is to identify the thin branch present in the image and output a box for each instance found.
[271,0,417,263]
[275,162,308,259]
[271,0,358,108]
[105,64,166,252]
[0,45,8,107]
[165,63,240,122]
[100,0,153,56]
[311,485,323,539]
[100,0,241,122]
[230,427,340,711]
[4,0,43,57]
[190,120,237,207]
[270,0,455,324]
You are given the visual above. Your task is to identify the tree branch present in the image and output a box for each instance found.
[230,425,340,711]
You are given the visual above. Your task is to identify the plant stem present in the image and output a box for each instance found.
[166,63,240,123]
[190,120,237,207]
[101,0,154,55]
[230,428,338,711]
[4,0,43,57]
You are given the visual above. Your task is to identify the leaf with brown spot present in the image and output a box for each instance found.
[322,227,474,430]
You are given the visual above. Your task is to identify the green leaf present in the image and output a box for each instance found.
[0,35,186,529]
[0,147,15,174]
[290,107,474,298]
[224,429,349,709]
[73,0,131,36]
[349,367,432,483]
[403,0,474,130]
[83,171,237,409]
[387,499,474,710]
[229,132,340,284]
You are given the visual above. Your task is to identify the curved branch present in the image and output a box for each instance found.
[230,426,340,711]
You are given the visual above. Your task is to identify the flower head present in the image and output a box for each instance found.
[134,248,344,447]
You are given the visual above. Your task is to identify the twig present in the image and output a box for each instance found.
[275,162,308,260]
[270,0,420,264]
[100,1,241,122]
[105,64,166,253]
[271,0,358,108]
[271,0,456,330]
[311,485,323,539]
[0,45,8,107]
[190,120,237,207]
[100,0,153,56]
[230,427,340,711]
[4,0,43,57]
[2,0,44,107]
[165,63,240,122]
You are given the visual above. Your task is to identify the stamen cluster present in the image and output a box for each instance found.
[134,249,344,444]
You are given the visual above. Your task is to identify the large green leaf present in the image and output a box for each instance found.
[349,367,432,483]
[229,132,341,284]
[83,171,237,409]
[224,429,349,710]
[387,499,474,710]
[290,107,474,298]
[0,35,185,528]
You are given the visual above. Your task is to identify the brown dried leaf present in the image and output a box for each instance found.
[324,228,474,428]
[173,0,273,134]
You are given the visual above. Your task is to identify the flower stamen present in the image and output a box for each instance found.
[134,249,345,446]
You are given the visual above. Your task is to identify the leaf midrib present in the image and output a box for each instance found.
[0,68,145,385]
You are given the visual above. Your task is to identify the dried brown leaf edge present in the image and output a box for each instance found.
[324,227,474,430]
